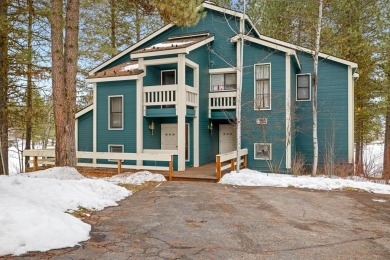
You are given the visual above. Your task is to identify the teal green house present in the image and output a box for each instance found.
[76,2,358,173]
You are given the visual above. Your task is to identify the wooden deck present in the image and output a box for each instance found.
[157,163,220,183]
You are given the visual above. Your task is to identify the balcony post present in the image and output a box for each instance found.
[177,54,186,171]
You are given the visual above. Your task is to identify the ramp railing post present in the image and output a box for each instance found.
[169,155,173,181]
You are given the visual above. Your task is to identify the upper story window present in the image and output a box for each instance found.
[296,74,311,101]
[161,70,176,85]
[210,73,237,91]
[109,96,123,130]
[254,64,271,110]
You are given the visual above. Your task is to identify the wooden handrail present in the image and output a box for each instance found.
[215,148,248,180]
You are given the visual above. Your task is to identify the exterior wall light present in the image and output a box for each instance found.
[149,120,155,135]
[208,121,213,135]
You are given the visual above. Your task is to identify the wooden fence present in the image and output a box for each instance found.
[23,149,175,181]
[216,148,248,180]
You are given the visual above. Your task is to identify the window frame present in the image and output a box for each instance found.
[254,63,272,110]
[254,143,272,160]
[209,73,237,92]
[108,95,124,130]
[108,144,124,162]
[161,69,177,85]
[296,73,311,101]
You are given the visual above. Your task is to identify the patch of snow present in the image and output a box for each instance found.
[372,199,387,203]
[146,41,193,49]
[0,167,130,256]
[104,171,166,185]
[27,167,85,180]
[120,63,139,71]
[219,169,390,194]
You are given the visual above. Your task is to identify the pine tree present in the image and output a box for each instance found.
[0,0,9,175]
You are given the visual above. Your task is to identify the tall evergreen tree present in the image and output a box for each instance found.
[0,0,9,174]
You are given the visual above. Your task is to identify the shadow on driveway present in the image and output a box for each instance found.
[17,182,390,259]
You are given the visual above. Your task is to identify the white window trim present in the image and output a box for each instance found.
[108,95,124,130]
[296,73,312,102]
[254,143,272,160]
[161,69,177,85]
[209,72,237,92]
[254,63,272,111]
[108,144,124,162]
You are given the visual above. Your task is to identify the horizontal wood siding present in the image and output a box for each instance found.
[294,53,349,165]
[241,42,287,172]
[77,110,93,164]
[187,46,219,165]
[96,80,137,165]
[290,58,297,168]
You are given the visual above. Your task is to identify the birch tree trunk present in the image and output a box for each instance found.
[0,0,9,175]
[51,0,79,167]
[312,0,323,176]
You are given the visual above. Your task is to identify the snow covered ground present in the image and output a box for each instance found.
[219,169,390,194]
[0,167,165,256]
[363,142,384,177]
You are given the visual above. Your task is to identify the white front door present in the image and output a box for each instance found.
[161,124,178,150]
[219,124,237,154]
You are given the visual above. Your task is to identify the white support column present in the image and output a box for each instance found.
[136,58,145,166]
[194,65,199,167]
[285,54,292,169]
[93,83,97,165]
[177,54,186,171]
[185,59,200,167]
[348,66,354,164]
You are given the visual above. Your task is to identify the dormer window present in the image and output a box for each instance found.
[210,73,237,91]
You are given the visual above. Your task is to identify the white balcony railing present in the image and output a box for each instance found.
[143,85,198,115]
[208,91,236,118]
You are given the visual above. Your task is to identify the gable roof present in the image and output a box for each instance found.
[88,61,142,79]
[89,1,356,75]
[259,35,358,68]
[131,34,215,59]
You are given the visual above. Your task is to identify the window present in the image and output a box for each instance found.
[254,143,271,160]
[161,70,176,85]
[109,96,123,129]
[108,145,124,162]
[210,73,237,91]
[297,74,311,101]
[254,64,271,109]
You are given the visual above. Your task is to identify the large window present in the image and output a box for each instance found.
[254,143,272,160]
[210,73,237,91]
[296,74,311,101]
[254,64,271,110]
[161,70,176,85]
[109,96,123,129]
[108,145,124,162]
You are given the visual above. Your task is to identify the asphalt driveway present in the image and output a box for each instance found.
[16,182,390,259]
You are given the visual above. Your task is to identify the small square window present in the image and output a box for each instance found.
[297,74,311,101]
[108,145,124,162]
[254,143,271,160]
[210,73,237,91]
[161,70,176,85]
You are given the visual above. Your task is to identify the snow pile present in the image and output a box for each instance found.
[121,63,139,71]
[0,167,130,256]
[104,171,166,185]
[219,169,390,194]
[146,41,192,49]
[27,167,85,180]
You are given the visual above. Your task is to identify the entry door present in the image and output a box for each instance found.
[219,124,237,154]
[161,124,178,150]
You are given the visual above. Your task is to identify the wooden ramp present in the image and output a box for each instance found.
[159,163,219,183]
